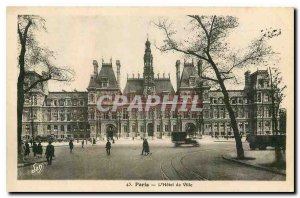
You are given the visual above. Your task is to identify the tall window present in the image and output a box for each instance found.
[61,125,65,132]
[90,94,94,103]
[53,111,58,121]
[264,93,269,102]
[238,97,243,104]
[123,125,128,133]
[192,112,197,118]
[184,112,189,118]
[189,76,196,87]
[157,125,161,132]
[59,99,64,106]
[172,111,177,118]
[67,111,71,121]
[123,108,128,119]
[257,93,262,103]
[132,124,137,132]
[47,125,51,133]
[231,97,236,104]
[101,77,109,88]
[218,97,223,104]
[73,99,77,106]
[33,95,37,105]
[103,112,109,120]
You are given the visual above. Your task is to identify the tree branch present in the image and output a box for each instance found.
[24,74,51,93]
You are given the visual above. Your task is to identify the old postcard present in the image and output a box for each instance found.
[6,7,294,192]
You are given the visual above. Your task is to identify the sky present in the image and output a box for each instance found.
[29,8,293,108]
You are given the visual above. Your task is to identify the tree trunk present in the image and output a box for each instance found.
[17,33,27,161]
[207,54,245,159]
[17,78,24,161]
[269,67,284,167]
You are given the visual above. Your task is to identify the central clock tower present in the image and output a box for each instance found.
[143,38,155,95]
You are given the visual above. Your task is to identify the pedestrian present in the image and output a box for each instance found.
[32,141,38,158]
[21,141,27,161]
[141,139,147,155]
[82,139,84,148]
[144,139,151,156]
[25,141,30,159]
[45,141,55,165]
[105,140,111,155]
[37,142,43,158]
[69,140,74,153]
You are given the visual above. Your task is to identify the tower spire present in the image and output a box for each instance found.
[143,37,154,95]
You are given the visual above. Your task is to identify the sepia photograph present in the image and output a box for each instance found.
[6,7,294,192]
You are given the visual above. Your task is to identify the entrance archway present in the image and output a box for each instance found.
[106,124,116,139]
[185,123,196,136]
[147,123,154,136]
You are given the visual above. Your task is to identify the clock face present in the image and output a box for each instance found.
[144,86,152,94]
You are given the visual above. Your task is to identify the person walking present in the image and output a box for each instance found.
[141,139,147,155]
[37,142,43,158]
[25,141,30,159]
[69,140,74,153]
[105,140,111,156]
[144,139,151,156]
[45,141,55,165]
[82,139,84,148]
[32,141,38,158]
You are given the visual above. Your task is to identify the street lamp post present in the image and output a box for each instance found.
[117,111,121,138]
[29,93,35,142]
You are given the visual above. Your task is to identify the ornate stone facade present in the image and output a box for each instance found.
[22,39,283,140]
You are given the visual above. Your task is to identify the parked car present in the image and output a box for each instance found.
[171,132,200,147]
[246,134,286,150]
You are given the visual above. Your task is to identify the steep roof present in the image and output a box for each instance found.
[123,79,144,95]
[179,63,200,88]
[154,79,175,95]
[123,78,175,95]
[88,76,99,88]
[87,63,119,90]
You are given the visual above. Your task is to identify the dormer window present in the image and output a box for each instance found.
[258,79,264,88]
[100,77,109,88]
[189,76,196,87]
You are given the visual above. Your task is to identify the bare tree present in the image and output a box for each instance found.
[17,15,74,158]
[154,15,281,159]
[269,66,286,166]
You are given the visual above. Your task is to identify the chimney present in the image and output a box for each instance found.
[244,70,251,90]
[93,60,98,78]
[116,60,121,89]
[176,60,181,90]
[197,60,203,78]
